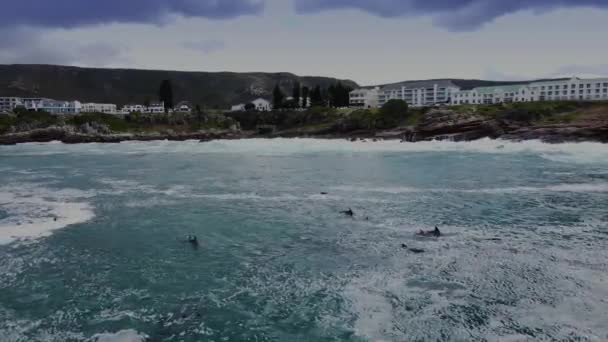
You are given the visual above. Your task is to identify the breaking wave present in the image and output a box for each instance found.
[0,184,95,245]
[2,138,607,164]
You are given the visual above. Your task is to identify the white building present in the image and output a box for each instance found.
[0,97,24,113]
[22,98,81,114]
[451,84,535,105]
[122,102,165,114]
[147,102,165,113]
[377,80,460,108]
[231,98,273,112]
[349,87,380,108]
[175,101,192,113]
[350,80,460,109]
[122,104,146,113]
[529,77,608,102]
[252,98,272,111]
[81,103,118,114]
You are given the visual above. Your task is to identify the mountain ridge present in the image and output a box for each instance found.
[0,64,359,108]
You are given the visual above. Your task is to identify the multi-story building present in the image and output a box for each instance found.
[349,87,380,108]
[350,80,460,109]
[147,102,165,113]
[81,103,118,114]
[122,104,146,113]
[82,103,116,114]
[451,84,535,105]
[22,98,81,114]
[0,97,24,113]
[529,77,608,102]
[377,80,461,108]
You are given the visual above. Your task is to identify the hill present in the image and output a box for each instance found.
[0,64,359,109]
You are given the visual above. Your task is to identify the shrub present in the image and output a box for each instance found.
[378,99,409,128]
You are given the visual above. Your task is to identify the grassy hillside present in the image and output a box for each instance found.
[0,64,358,109]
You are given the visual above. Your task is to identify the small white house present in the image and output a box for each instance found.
[175,101,192,113]
[251,98,272,111]
[122,104,146,113]
[147,102,165,113]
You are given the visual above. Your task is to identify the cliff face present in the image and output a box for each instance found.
[0,64,358,108]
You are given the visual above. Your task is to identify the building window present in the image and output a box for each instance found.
[587,84,591,88]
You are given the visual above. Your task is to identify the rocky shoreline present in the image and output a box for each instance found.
[1,108,607,145]
[0,126,250,145]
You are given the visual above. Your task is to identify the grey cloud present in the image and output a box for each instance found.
[0,0,265,29]
[294,0,608,31]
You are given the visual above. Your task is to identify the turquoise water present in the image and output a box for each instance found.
[1,139,607,341]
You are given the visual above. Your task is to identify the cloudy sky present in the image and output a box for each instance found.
[1,0,608,85]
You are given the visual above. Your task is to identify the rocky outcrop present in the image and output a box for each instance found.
[501,124,608,143]
[402,108,504,142]
[0,126,249,145]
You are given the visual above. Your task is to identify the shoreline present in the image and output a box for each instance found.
[1,126,607,146]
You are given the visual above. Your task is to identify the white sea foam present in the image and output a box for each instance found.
[91,329,149,342]
[2,138,608,164]
[0,184,95,245]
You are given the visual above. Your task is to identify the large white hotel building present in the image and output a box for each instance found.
[350,77,608,108]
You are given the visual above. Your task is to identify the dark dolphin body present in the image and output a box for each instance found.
[340,208,354,217]
[401,244,425,254]
[417,226,442,238]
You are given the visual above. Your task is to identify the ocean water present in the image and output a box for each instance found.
[0,138,607,342]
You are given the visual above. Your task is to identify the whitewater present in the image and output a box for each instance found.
[0,139,607,341]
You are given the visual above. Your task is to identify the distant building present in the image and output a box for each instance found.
[22,98,81,114]
[81,103,118,114]
[231,98,272,112]
[0,97,24,113]
[174,101,193,113]
[349,87,380,108]
[529,77,608,102]
[349,81,460,109]
[251,98,272,111]
[122,104,146,113]
[147,102,165,113]
[378,80,460,108]
[122,102,165,114]
[451,85,535,105]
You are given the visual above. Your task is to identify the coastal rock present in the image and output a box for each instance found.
[0,127,247,145]
[501,124,608,143]
[405,108,504,142]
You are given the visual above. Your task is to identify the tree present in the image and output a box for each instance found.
[310,85,322,107]
[301,86,310,108]
[273,84,284,109]
[378,99,409,128]
[245,103,256,111]
[195,104,204,126]
[158,80,174,113]
[292,81,301,108]
[143,98,151,108]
